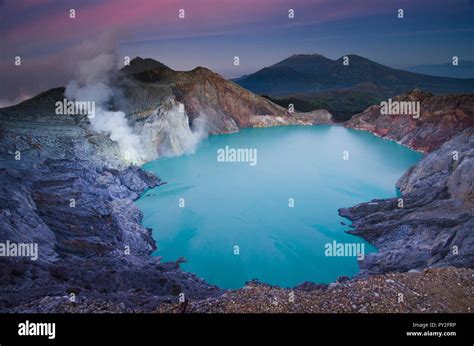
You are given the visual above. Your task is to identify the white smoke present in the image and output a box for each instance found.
[65,51,145,164]
[186,114,209,153]
[64,34,210,163]
[166,107,208,156]
[147,101,208,157]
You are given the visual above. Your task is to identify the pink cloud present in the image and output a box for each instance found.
[0,0,460,102]
[2,0,284,50]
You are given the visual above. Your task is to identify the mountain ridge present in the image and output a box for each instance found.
[235,53,474,96]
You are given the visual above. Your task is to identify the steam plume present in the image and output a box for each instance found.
[65,47,145,164]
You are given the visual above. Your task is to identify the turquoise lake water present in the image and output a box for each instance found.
[136,125,423,289]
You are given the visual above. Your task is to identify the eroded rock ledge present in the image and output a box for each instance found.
[345,90,474,152]
[342,92,473,276]
[0,161,222,312]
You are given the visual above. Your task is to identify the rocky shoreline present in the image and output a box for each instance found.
[0,160,222,313]
[339,128,473,276]
[163,267,473,313]
[0,57,472,313]
[341,91,474,276]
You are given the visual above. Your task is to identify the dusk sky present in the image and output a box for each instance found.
[1,0,473,105]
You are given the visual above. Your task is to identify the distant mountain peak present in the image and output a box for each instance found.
[289,53,327,58]
[235,52,474,96]
[121,57,170,76]
[336,54,372,62]
[281,53,331,63]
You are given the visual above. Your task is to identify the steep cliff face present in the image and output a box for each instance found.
[336,89,473,278]
[130,66,280,133]
[123,59,332,135]
[0,162,221,312]
[248,110,332,127]
[345,90,474,152]
[340,111,473,276]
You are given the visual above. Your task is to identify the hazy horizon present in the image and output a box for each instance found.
[1,0,473,106]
